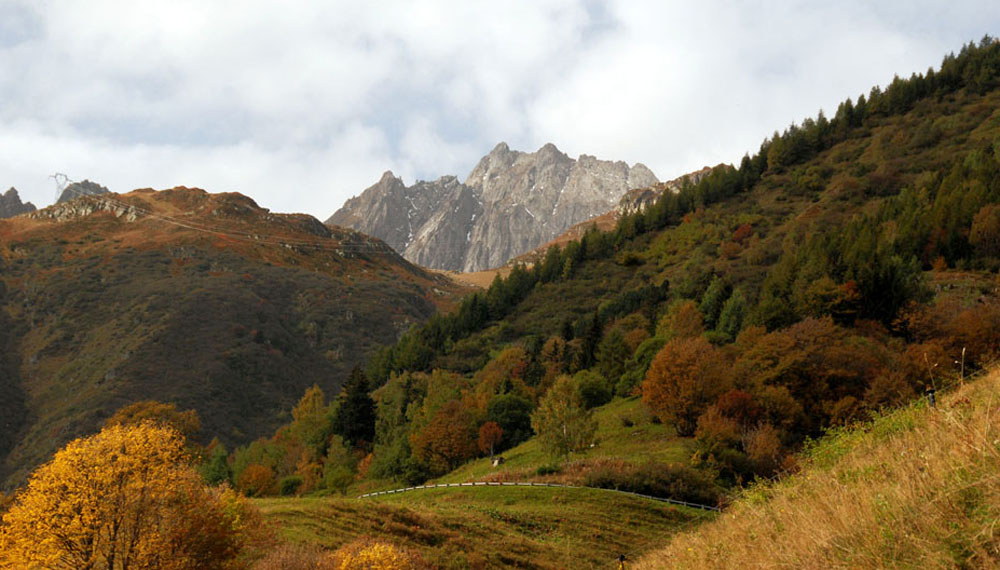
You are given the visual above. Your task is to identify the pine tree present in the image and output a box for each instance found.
[332,367,376,450]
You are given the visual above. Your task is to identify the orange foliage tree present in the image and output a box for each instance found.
[236,464,278,497]
[477,421,503,458]
[409,400,479,473]
[655,300,705,340]
[0,422,267,570]
[642,336,732,436]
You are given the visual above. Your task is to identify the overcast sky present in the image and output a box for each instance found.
[1,1,997,218]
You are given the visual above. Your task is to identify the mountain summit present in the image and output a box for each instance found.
[56,179,110,203]
[327,143,658,272]
[0,188,36,218]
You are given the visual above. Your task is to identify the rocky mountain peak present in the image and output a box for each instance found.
[57,180,110,204]
[0,187,37,218]
[328,143,659,272]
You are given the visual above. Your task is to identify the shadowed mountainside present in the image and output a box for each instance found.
[0,187,467,489]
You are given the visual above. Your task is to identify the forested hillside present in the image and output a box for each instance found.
[217,37,1000,502]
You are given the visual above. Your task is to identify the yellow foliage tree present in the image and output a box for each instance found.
[0,422,267,570]
[104,400,201,442]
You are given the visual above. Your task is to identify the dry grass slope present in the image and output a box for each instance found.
[637,367,1000,569]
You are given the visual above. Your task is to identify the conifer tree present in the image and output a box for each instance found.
[332,367,376,450]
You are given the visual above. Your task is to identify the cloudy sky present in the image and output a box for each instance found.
[1,1,997,218]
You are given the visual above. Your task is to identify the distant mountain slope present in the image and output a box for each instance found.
[0,188,35,219]
[327,143,658,272]
[0,187,466,489]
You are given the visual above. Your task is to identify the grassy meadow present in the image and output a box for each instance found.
[259,484,709,569]
[436,396,692,485]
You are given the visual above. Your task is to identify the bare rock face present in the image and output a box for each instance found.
[0,188,36,218]
[327,143,658,272]
[29,195,142,223]
[56,180,110,204]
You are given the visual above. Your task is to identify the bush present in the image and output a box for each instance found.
[575,370,612,409]
[328,536,431,569]
[536,464,562,476]
[583,462,720,506]
[279,475,304,496]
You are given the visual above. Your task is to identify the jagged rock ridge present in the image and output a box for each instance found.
[327,143,658,272]
[0,188,36,218]
[57,180,110,204]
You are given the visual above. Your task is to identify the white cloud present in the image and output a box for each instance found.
[0,1,997,217]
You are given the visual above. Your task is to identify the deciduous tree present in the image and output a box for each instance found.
[642,337,732,436]
[531,375,597,458]
[409,400,479,473]
[104,400,201,442]
[477,421,503,459]
[0,423,266,570]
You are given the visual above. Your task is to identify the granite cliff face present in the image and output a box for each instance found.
[0,188,36,218]
[327,143,658,272]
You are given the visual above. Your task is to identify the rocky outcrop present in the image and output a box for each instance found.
[0,188,36,218]
[56,180,110,203]
[327,143,658,272]
[29,195,141,223]
[617,166,716,215]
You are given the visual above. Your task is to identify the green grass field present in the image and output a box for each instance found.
[258,484,710,569]
[436,396,693,485]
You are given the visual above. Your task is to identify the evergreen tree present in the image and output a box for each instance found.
[333,367,376,450]
[717,288,748,342]
[699,276,730,329]
[199,439,232,486]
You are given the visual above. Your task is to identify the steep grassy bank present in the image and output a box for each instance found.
[638,367,1000,569]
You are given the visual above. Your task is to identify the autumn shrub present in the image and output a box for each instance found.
[583,461,720,506]
[0,422,269,570]
[327,536,430,570]
[237,463,278,497]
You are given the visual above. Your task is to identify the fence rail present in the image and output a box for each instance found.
[358,481,721,512]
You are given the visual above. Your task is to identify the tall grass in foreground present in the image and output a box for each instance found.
[638,368,1000,569]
